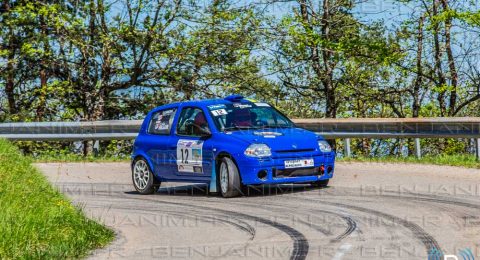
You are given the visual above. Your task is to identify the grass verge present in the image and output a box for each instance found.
[0,139,114,259]
[31,153,130,163]
[338,154,480,169]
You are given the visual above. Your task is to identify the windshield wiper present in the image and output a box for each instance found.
[223,125,260,131]
[259,125,293,129]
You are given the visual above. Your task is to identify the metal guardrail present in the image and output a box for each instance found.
[0,118,479,159]
[0,120,142,141]
[1,118,479,140]
[294,118,480,138]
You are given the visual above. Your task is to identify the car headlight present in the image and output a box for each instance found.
[244,144,272,157]
[318,140,332,152]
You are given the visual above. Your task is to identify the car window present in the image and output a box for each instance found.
[148,108,177,135]
[207,103,294,131]
[249,107,290,127]
[176,107,210,136]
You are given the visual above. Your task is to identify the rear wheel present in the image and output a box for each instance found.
[132,158,159,194]
[218,157,243,198]
[311,179,329,188]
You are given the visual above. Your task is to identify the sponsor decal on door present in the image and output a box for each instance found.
[177,139,204,173]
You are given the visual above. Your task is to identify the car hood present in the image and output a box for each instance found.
[223,128,320,152]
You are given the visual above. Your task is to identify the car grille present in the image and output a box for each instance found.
[273,167,321,177]
[275,148,315,153]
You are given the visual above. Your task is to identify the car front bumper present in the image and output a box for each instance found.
[236,151,335,185]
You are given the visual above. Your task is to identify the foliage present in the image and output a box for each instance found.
[1,0,480,157]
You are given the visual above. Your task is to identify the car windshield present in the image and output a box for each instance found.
[207,102,295,131]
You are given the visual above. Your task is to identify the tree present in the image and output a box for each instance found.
[270,0,396,118]
[154,0,266,100]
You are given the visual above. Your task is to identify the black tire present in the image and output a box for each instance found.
[311,179,329,188]
[132,158,160,194]
[217,157,243,198]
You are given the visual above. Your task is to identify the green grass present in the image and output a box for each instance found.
[0,140,114,259]
[32,152,480,169]
[338,154,480,169]
[32,153,130,163]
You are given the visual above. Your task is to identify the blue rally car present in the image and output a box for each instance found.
[131,95,335,197]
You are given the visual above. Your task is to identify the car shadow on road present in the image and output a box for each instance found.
[125,183,330,198]
[240,184,330,198]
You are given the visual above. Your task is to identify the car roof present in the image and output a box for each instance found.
[150,95,256,113]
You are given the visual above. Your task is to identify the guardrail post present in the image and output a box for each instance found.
[344,138,351,157]
[93,140,100,157]
[414,138,421,159]
[475,138,480,162]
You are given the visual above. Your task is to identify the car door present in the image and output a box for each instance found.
[168,106,214,182]
[144,107,178,180]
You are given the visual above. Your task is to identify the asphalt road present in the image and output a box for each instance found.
[36,162,480,260]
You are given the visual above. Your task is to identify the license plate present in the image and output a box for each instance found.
[284,159,314,169]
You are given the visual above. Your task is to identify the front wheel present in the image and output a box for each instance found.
[311,179,329,188]
[132,158,159,194]
[218,157,243,198]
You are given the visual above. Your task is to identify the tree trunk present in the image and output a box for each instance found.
[324,80,336,118]
[36,14,49,121]
[432,0,447,116]
[4,2,17,115]
[298,0,336,118]
[5,48,16,115]
[412,15,424,118]
[297,0,337,147]
[81,0,98,157]
[321,0,336,118]
[408,15,425,156]
[440,0,458,116]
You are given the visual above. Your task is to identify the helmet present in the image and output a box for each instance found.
[194,112,207,127]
